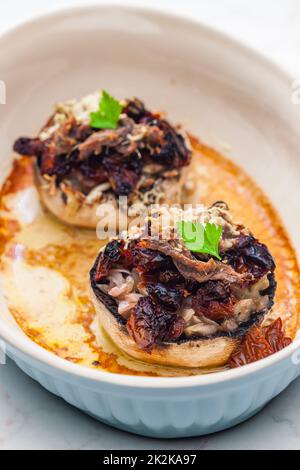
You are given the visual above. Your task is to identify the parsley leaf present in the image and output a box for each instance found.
[177,221,223,260]
[90,90,123,129]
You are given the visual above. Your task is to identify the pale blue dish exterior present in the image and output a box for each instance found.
[7,343,300,438]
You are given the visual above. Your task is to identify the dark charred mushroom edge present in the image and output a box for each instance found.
[89,203,280,368]
[13,96,192,228]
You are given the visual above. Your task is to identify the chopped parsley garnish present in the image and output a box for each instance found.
[90,90,123,129]
[177,221,223,260]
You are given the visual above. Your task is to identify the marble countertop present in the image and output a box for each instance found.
[1,0,300,450]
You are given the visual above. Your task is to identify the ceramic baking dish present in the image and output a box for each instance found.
[0,4,300,438]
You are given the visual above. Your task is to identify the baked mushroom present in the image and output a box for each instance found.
[90,202,277,368]
[13,91,192,228]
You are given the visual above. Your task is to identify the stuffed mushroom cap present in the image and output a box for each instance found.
[90,202,277,368]
[13,92,192,228]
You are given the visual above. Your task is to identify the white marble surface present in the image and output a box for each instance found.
[1,0,300,450]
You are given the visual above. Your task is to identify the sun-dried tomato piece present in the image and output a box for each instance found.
[226,235,275,280]
[79,154,108,183]
[95,240,123,281]
[147,283,185,311]
[94,240,134,282]
[159,268,184,285]
[122,98,153,123]
[127,296,184,351]
[102,153,142,196]
[229,327,272,368]
[192,281,235,322]
[119,247,134,269]
[168,315,186,341]
[263,318,292,352]
[13,98,191,200]
[108,167,140,196]
[13,137,45,157]
[229,318,292,368]
[130,241,170,274]
[150,119,191,168]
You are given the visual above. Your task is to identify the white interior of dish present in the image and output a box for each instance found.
[0,4,299,385]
